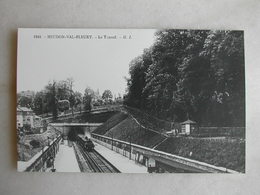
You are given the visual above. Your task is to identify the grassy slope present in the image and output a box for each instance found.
[104,116,165,148]
[92,107,245,172]
[155,137,245,172]
[93,110,165,148]
[125,106,172,133]
[93,112,128,135]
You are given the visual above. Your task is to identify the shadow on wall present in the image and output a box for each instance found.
[67,127,84,141]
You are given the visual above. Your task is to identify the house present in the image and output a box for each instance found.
[180,119,197,135]
[16,107,42,129]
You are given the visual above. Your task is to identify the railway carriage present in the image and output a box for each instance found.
[85,140,95,152]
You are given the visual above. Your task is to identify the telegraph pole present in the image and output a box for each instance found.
[111,133,113,151]
[129,135,132,160]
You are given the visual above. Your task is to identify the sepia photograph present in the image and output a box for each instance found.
[16,28,245,173]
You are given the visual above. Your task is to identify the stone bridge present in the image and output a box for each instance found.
[49,123,102,139]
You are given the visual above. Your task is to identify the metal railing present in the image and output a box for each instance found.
[42,105,123,123]
[22,135,62,172]
[91,133,238,173]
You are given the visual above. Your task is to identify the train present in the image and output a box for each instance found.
[77,134,95,152]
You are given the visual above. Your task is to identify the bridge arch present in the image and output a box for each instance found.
[49,123,102,140]
[67,127,84,141]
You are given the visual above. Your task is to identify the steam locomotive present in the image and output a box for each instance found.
[77,134,95,152]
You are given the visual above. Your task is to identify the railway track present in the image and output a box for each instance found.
[74,142,120,173]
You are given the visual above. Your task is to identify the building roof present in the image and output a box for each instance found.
[180,119,196,125]
[17,107,33,112]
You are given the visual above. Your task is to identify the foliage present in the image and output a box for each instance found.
[83,87,94,111]
[18,78,115,117]
[125,30,245,126]
[18,127,60,161]
[58,99,70,112]
[23,123,32,131]
[42,119,48,130]
[29,140,41,148]
[156,137,245,172]
[18,78,85,117]
[33,91,44,115]
[102,90,113,101]
[74,91,83,107]
[17,95,34,108]
[51,82,58,119]
[56,79,71,100]
[83,94,92,111]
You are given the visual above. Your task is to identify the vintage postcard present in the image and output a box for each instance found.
[17,28,245,173]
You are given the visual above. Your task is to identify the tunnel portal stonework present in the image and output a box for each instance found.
[49,123,102,139]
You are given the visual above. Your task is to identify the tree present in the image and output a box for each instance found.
[83,95,92,111]
[17,94,34,108]
[125,54,149,108]
[83,87,94,111]
[174,30,211,123]
[102,90,113,103]
[23,123,32,132]
[125,29,245,126]
[21,78,80,117]
[141,30,193,118]
[74,92,83,113]
[67,78,75,116]
[200,30,245,126]
[74,91,83,111]
[50,81,58,120]
[58,99,70,112]
[56,80,71,100]
[42,119,48,131]
[33,91,44,115]
[30,140,41,148]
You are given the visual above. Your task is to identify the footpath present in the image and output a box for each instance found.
[94,142,148,173]
[53,140,80,172]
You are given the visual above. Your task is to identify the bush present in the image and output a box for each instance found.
[23,123,31,131]
[25,131,34,135]
[156,137,245,172]
[29,140,41,148]
[58,99,70,112]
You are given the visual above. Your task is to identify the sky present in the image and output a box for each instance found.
[17,28,156,96]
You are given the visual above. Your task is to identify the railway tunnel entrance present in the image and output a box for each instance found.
[49,123,102,140]
[67,127,85,141]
